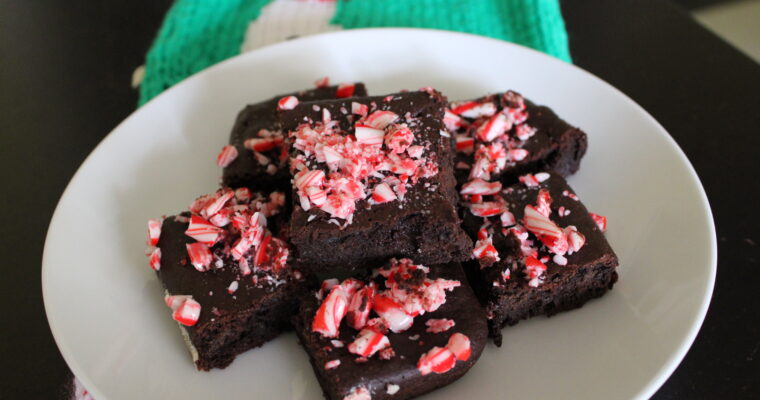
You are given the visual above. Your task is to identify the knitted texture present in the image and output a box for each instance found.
[139,0,571,106]
[139,0,270,105]
[332,0,571,62]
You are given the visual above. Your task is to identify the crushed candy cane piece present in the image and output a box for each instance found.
[343,386,371,400]
[312,286,349,338]
[277,96,299,110]
[446,333,472,361]
[147,218,162,246]
[524,256,547,287]
[227,281,239,294]
[386,383,400,395]
[149,247,161,271]
[325,359,341,370]
[216,145,238,167]
[417,346,456,375]
[314,76,329,88]
[336,83,355,98]
[425,318,455,333]
[185,215,222,246]
[186,242,213,271]
[589,212,607,232]
[348,328,390,358]
[461,179,502,195]
[165,296,201,326]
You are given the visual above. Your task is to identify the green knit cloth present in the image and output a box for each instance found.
[139,0,571,106]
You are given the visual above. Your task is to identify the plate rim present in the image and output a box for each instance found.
[41,27,717,400]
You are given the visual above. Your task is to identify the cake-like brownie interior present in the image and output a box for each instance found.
[150,188,312,370]
[460,173,618,345]
[447,91,587,186]
[281,90,472,271]
[293,260,487,400]
[222,83,367,191]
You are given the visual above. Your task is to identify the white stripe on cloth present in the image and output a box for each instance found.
[241,0,341,53]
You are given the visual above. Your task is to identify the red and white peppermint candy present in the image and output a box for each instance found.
[508,148,529,161]
[565,226,586,254]
[227,280,239,294]
[294,169,325,192]
[524,205,568,255]
[500,211,516,227]
[461,179,502,195]
[443,109,463,131]
[354,124,385,146]
[351,102,368,116]
[314,76,329,88]
[148,247,161,271]
[346,285,374,330]
[536,189,552,217]
[364,110,399,130]
[165,295,201,326]
[324,359,340,370]
[234,187,252,202]
[244,137,283,152]
[216,145,238,168]
[384,124,414,153]
[524,256,547,287]
[589,212,607,232]
[335,83,355,98]
[469,201,507,217]
[201,190,234,219]
[348,327,390,358]
[277,95,299,110]
[253,234,272,268]
[338,278,364,298]
[230,236,252,260]
[312,286,349,338]
[186,242,213,271]
[504,107,528,124]
[514,124,536,141]
[343,386,371,400]
[406,145,424,159]
[473,236,499,263]
[455,134,475,154]
[476,113,512,142]
[372,294,414,333]
[371,182,397,204]
[417,346,457,376]
[468,156,491,181]
[519,173,540,188]
[185,215,222,245]
[446,332,472,361]
[450,101,497,119]
[425,318,455,333]
[147,218,162,246]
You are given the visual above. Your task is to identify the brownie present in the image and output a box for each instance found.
[460,172,618,345]
[147,187,313,370]
[221,83,368,191]
[293,259,488,400]
[447,91,587,186]
[281,90,472,271]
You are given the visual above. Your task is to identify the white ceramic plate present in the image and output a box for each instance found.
[43,29,716,400]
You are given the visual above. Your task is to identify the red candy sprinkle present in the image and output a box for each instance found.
[185,215,222,245]
[148,247,161,271]
[446,333,472,361]
[216,145,238,168]
[314,76,330,88]
[417,346,456,376]
[348,327,390,358]
[336,83,355,98]
[147,218,162,246]
[589,212,608,232]
[186,242,213,271]
[461,179,502,195]
[277,96,299,110]
[165,295,201,326]
[425,318,455,333]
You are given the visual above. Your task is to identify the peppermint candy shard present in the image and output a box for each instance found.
[186,242,213,271]
[446,332,472,361]
[277,96,299,110]
[371,183,397,204]
[336,83,356,98]
[348,328,390,358]
[460,179,502,195]
[364,110,399,130]
[216,145,238,167]
[425,318,455,333]
[312,286,349,338]
[165,295,201,326]
[314,76,329,88]
[147,218,162,246]
[372,294,414,333]
[469,201,507,217]
[148,247,161,271]
[324,359,340,370]
[185,215,222,246]
[450,101,497,119]
[523,205,567,255]
[476,113,511,142]
[354,124,385,146]
[346,286,374,330]
[343,386,371,400]
[417,346,457,376]
[589,212,608,232]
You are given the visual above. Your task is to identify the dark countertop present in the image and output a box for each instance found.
[0,0,757,398]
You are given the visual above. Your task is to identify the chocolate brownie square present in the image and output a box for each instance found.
[145,187,312,370]
[293,259,488,400]
[447,91,587,186]
[219,83,367,191]
[280,89,472,270]
[460,172,618,345]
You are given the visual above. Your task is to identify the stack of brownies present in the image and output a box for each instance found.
[145,79,618,400]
